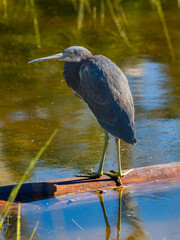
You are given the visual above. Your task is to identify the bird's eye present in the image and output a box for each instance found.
[70,51,73,55]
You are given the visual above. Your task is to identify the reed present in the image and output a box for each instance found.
[71,0,78,11]
[29,0,41,48]
[0,129,58,232]
[3,0,7,19]
[29,221,39,240]
[85,0,91,14]
[151,0,176,61]
[16,203,39,240]
[16,203,21,240]
[92,6,97,22]
[100,0,105,26]
[114,1,129,29]
[106,0,131,48]
[77,0,85,30]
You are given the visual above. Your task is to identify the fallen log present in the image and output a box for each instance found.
[0,162,179,203]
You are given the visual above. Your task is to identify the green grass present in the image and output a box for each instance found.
[17,203,21,240]
[16,203,39,240]
[152,0,176,61]
[29,0,41,48]
[0,129,58,238]
[29,221,39,240]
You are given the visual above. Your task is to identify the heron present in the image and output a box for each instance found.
[29,46,137,185]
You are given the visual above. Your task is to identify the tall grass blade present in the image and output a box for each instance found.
[106,0,131,48]
[3,0,7,19]
[114,2,129,29]
[100,0,105,26]
[92,6,97,22]
[77,0,85,30]
[17,203,21,240]
[29,221,39,240]
[85,0,91,14]
[0,129,58,230]
[29,0,41,48]
[153,0,176,60]
[71,0,78,10]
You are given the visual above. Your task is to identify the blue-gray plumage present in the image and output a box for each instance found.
[29,46,137,185]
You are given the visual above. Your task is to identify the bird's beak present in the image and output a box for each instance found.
[28,52,66,64]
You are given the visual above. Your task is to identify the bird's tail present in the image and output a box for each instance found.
[131,137,137,145]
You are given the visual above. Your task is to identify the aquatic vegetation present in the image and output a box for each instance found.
[0,129,58,238]
[29,0,41,48]
[0,1,179,238]
[151,0,176,61]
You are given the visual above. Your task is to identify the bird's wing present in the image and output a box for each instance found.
[79,55,134,127]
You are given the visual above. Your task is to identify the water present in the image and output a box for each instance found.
[1,179,180,240]
[0,0,179,186]
[0,1,180,237]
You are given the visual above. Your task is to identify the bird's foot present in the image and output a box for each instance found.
[103,171,123,185]
[110,168,133,177]
[75,169,103,179]
[104,169,133,185]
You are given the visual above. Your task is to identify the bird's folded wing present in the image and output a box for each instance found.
[79,55,134,127]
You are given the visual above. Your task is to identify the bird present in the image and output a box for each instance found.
[28,46,137,185]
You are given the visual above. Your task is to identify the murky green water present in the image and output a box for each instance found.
[0,1,179,184]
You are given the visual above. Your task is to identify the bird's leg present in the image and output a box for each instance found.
[96,131,109,175]
[104,138,123,185]
[75,131,109,178]
[104,138,133,185]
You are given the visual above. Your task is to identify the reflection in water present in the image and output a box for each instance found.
[1,188,144,240]
[3,179,180,239]
[96,189,147,240]
[97,191,111,240]
[0,1,179,186]
[0,0,179,239]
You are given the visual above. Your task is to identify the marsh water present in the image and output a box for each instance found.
[0,0,180,239]
[2,179,180,240]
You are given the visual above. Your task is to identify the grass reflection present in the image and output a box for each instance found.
[1,180,180,239]
[0,0,179,185]
[0,1,179,238]
[0,129,58,234]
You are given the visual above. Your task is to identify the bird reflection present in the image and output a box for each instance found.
[95,188,147,240]
[97,191,111,240]
[115,189,122,240]
[95,189,122,240]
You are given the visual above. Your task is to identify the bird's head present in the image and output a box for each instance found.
[28,46,92,64]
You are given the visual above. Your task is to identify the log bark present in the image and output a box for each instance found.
[0,162,179,203]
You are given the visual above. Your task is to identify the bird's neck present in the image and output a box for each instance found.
[63,61,84,98]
